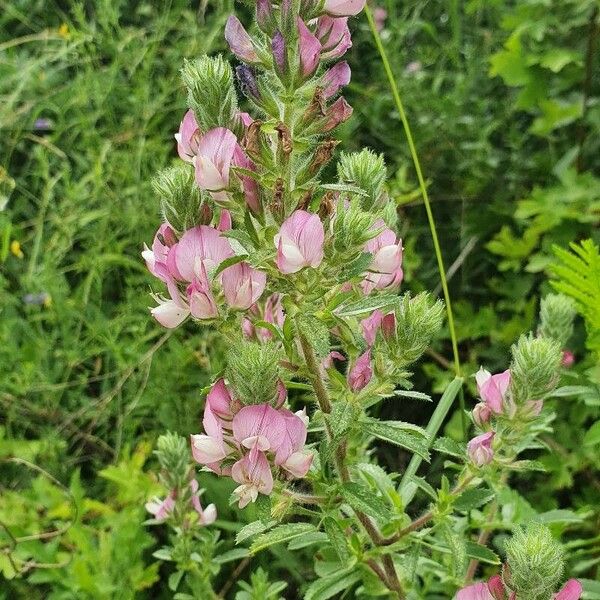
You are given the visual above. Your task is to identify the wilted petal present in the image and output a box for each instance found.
[225,16,259,63]
[323,96,353,132]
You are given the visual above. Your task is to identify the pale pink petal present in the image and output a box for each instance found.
[151,299,189,329]
[362,310,384,346]
[282,451,313,478]
[324,0,366,16]
[554,580,583,600]
[195,128,238,191]
[191,434,228,464]
[455,582,494,600]
[225,16,259,63]
[232,405,287,451]
[222,262,267,310]
[297,18,321,78]
[467,431,495,467]
[175,110,200,162]
[175,226,234,282]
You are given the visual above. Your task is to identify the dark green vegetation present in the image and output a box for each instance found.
[1,0,598,597]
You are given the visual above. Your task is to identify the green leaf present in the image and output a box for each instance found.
[323,517,350,562]
[432,436,465,459]
[362,419,430,461]
[297,315,330,358]
[583,421,600,446]
[454,487,496,511]
[236,520,275,545]
[152,547,173,561]
[250,523,317,554]
[321,183,369,197]
[534,509,584,525]
[410,476,437,501]
[335,295,400,317]
[338,253,373,281]
[506,460,547,472]
[341,482,391,522]
[330,402,357,439]
[213,254,249,277]
[213,548,250,564]
[287,532,329,550]
[304,568,362,600]
[465,542,501,565]
[394,389,432,402]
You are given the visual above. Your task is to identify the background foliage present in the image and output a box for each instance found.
[1,0,598,597]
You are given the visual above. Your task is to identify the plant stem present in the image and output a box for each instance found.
[297,330,405,599]
[365,6,465,437]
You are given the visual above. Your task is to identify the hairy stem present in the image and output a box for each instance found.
[297,330,405,599]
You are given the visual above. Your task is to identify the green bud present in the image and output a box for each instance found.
[391,293,445,365]
[538,293,576,347]
[332,198,378,255]
[510,334,562,404]
[181,55,238,131]
[337,149,387,210]
[155,432,190,486]
[505,523,564,599]
[153,165,204,233]
[226,340,281,406]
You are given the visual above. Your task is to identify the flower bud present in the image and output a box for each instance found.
[510,334,562,405]
[348,350,372,392]
[256,0,276,34]
[472,402,492,427]
[181,55,238,131]
[226,340,282,406]
[156,432,190,483]
[152,165,203,233]
[467,431,494,467]
[505,523,564,599]
[538,293,576,347]
[321,61,351,99]
[297,18,322,80]
[338,149,387,209]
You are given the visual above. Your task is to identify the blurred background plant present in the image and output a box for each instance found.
[1,0,598,597]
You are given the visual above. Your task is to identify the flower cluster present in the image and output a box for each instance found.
[190,379,312,508]
[456,574,582,600]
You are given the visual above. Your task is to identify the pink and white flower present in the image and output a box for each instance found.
[275,210,325,274]
[363,220,404,294]
[222,262,267,310]
[194,128,238,195]
[475,368,511,415]
[467,431,495,467]
[231,446,274,508]
[175,110,201,162]
[145,492,176,522]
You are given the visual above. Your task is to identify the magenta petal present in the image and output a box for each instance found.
[348,350,373,392]
[297,18,321,78]
[225,15,259,63]
[317,16,352,60]
[322,61,351,99]
[554,580,583,600]
[361,310,384,347]
[487,576,506,600]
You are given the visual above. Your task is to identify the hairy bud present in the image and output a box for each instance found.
[510,334,562,405]
[337,149,387,210]
[504,523,564,599]
[226,340,282,406]
[332,198,378,255]
[538,293,576,347]
[155,432,190,486]
[390,293,445,365]
[153,165,203,233]
[181,56,238,131]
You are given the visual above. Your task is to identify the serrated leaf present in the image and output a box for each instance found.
[323,517,350,562]
[341,482,391,522]
[304,568,362,600]
[338,253,373,281]
[506,460,547,472]
[213,254,249,277]
[465,542,501,565]
[221,228,256,251]
[432,437,465,458]
[335,295,400,317]
[236,520,275,545]
[454,487,496,511]
[362,420,430,461]
[321,183,369,197]
[330,402,357,438]
[410,476,437,501]
[288,531,329,550]
[297,314,331,358]
[250,523,317,554]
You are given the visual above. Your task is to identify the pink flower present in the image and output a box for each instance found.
[475,368,511,415]
[175,110,201,162]
[143,223,177,279]
[232,404,287,452]
[363,221,404,293]
[561,350,575,367]
[150,297,189,329]
[323,96,353,132]
[189,479,217,526]
[225,16,259,63]
[243,294,286,342]
[361,310,384,346]
[232,145,261,213]
[145,492,176,522]
[194,128,238,194]
[275,409,312,477]
[322,61,351,99]
[186,271,218,320]
[174,225,234,283]
[217,209,232,232]
[231,446,274,508]
[467,431,495,467]
[222,262,267,310]
[555,580,583,600]
[472,402,492,427]
[274,210,325,274]
[315,16,352,60]
[323,0,366,17]
[297,18,321,79]
[456,576,508,600]
[349,350,372,392]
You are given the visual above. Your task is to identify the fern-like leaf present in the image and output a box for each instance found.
[551,240,600,357]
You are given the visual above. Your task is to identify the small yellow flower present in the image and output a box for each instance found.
[10,240,24,259]
[58,23,70,39]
